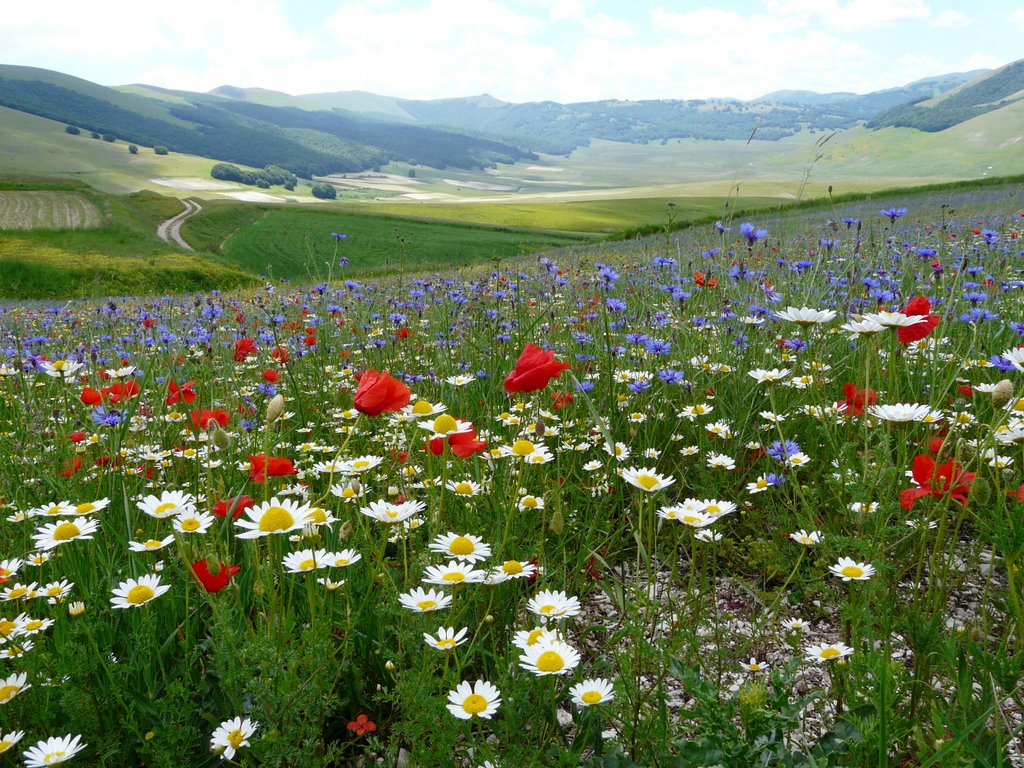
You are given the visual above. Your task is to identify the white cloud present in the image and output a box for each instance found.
[931,9,970,27]
[764,0,932,31]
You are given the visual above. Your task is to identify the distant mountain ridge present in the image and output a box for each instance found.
[0,61,1018,180]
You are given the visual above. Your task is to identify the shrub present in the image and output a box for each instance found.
[65,125,81,135]
[128,144,139,155]
[311,182,337,200]
[154,146,169,155]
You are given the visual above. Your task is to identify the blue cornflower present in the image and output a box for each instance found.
[657,368,686,384]
[627,380,651,393]
[606,298,627,313]
[767,440,801,461]
[331,232,347,240]
[644,339,672,356]
[91,407,122,427]
[715,220,730,233]
[842,217,859,228]
[881,207,907,222]
[739,222,768,244]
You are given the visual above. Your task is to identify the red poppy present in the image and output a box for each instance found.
[900,454,975,510]
[425,425,488,458]
[61,456,82,477]
[347,714,377,736]
[551,390,573,410]
[353,370,411,416]
[271,345,290,363]
[80,387,103,406]
[694,271,717,288]
[262,369,281,383]
[166,379,197,406]
[897,296,939,344]
[836,382,877,417]
[102,380,140,404]
[69,431,86,443]
[211,494,255,519]
[234,338,257,362]
[191,560,240,593]
[395,327,411,339]
[190,408,231,430]
[504,343,570,394]
[249,453,296,483]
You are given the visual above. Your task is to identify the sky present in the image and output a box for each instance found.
[1,1,1020,103]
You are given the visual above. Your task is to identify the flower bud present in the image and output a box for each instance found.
[266,394,285,424]
[992,379,1014,409]
[68,601,86,618]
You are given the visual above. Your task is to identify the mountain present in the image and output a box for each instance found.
[867,61,1024,132]
[0,65,536,178]
[0,62,1018,182]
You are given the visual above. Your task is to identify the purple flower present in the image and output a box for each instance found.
[739,222,767,245]
[881,207,907,223]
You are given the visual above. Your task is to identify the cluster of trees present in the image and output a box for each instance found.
[211,163,297,190]
[64,123,165,154]
[310,183,337,200]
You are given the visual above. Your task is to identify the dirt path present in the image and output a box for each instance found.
[157,199,201,250]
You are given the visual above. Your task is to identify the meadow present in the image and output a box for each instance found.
[0,180,1022,767]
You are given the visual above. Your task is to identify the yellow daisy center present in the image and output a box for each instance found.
[0,620,16,637]
[635,474,658,490]
[502,560,524,575]
[127,584,155,604]
[416,600,437,610]
[461,693,487,715]
[75,502,96,514]
[0,684,19,703]
[442,571,466,583]
[526,628,545,645]
[341,487,356,498]
[334,558,350,566]
[841,565,864,578]
[706,504,721,514]
[144,539,163,549]
[227,729,245,749]
[24,620,43,632]
[7,588,27,599]
[511,439,535,456]
[180,518,201,532]
[433,414,457,434]
[258,506,295,532]
[412,400,433,414]
[154,502,177,516]
[538,604,555,615]
[536,650,565,673]
[53,522,81,541]
[819,647,841,659]
[298,559,316,571]
[52,360,68,371]
[453,482,474,495]
[45,505,63,516]
[581,691,603,705]
[0,738,12,750]
[352,460,369,469]
[437,638,456,649]
[521,497,538,508]
[449,536,474,556]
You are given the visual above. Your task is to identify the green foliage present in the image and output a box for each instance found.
[128,144,138,154]
[64,124,80,135]
[154,145,168,155]
[310,182,337,200]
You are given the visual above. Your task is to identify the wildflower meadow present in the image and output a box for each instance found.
[1,189,1024,767]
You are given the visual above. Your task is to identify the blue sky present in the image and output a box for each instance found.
[1,1,1020,102]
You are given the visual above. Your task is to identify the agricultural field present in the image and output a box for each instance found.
[0,191,101,230]
[0,180,1022,766]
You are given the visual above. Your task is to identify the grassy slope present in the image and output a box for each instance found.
[0,176,256,298]
[183,204,586,279]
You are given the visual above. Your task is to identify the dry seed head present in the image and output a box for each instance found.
[266,394,285,423]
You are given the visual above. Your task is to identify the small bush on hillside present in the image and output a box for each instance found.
[311,182,337,200]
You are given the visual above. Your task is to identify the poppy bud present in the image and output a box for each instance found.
[992,379,1014,409]
[266,394,285,423]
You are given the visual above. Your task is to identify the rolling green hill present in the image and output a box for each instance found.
[867,60,1024,132]
[0,65,535,178]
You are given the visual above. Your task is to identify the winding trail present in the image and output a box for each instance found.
[157,198,201,250]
